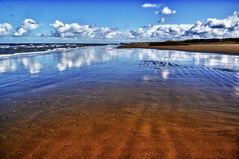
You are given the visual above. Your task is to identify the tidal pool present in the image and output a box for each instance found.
[0,46,239,159]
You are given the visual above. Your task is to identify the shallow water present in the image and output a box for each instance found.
[0,46,239,158]
[0,46,239,100]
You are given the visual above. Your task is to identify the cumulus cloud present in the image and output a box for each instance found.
[1,11,238,41]
[50,20,193,41]
[131,11,239,40]
[50,20,134,39]
[14,19,39,36]
[0,23,13,36]
[185,11,239,39]
[142,3,161,8]
[134,24,193,40]
[156,7,176,15]
[50,11,239,41]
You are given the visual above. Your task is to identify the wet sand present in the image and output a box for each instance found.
[0,85,239,159]
[119,44,239,55]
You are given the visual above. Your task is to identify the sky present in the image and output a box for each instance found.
[0,0,239,43]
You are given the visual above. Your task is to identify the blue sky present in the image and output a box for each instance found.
[0,0,239,42]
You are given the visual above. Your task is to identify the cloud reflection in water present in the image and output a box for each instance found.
[56,47,119,71]
[0,47,238,77]
[21,58,42,74]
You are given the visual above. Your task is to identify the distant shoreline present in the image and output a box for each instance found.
[1,38,239,56]
[118,38,239,55]
[119,44,239,55]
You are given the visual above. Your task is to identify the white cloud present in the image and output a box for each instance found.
[134,24,193,40]
[51,20,64,28]
[50,20,194,41]
[50,11,239,41]
[50,20,133,39]
[207,11,239,29]
[0,23,13,36]
[142,3,160,8]
[1,11,239,41]
[185,11,239,39]
[158,7,176,15]
[14,19,39,36]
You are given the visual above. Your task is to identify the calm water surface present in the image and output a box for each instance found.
[0,46,239,103]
